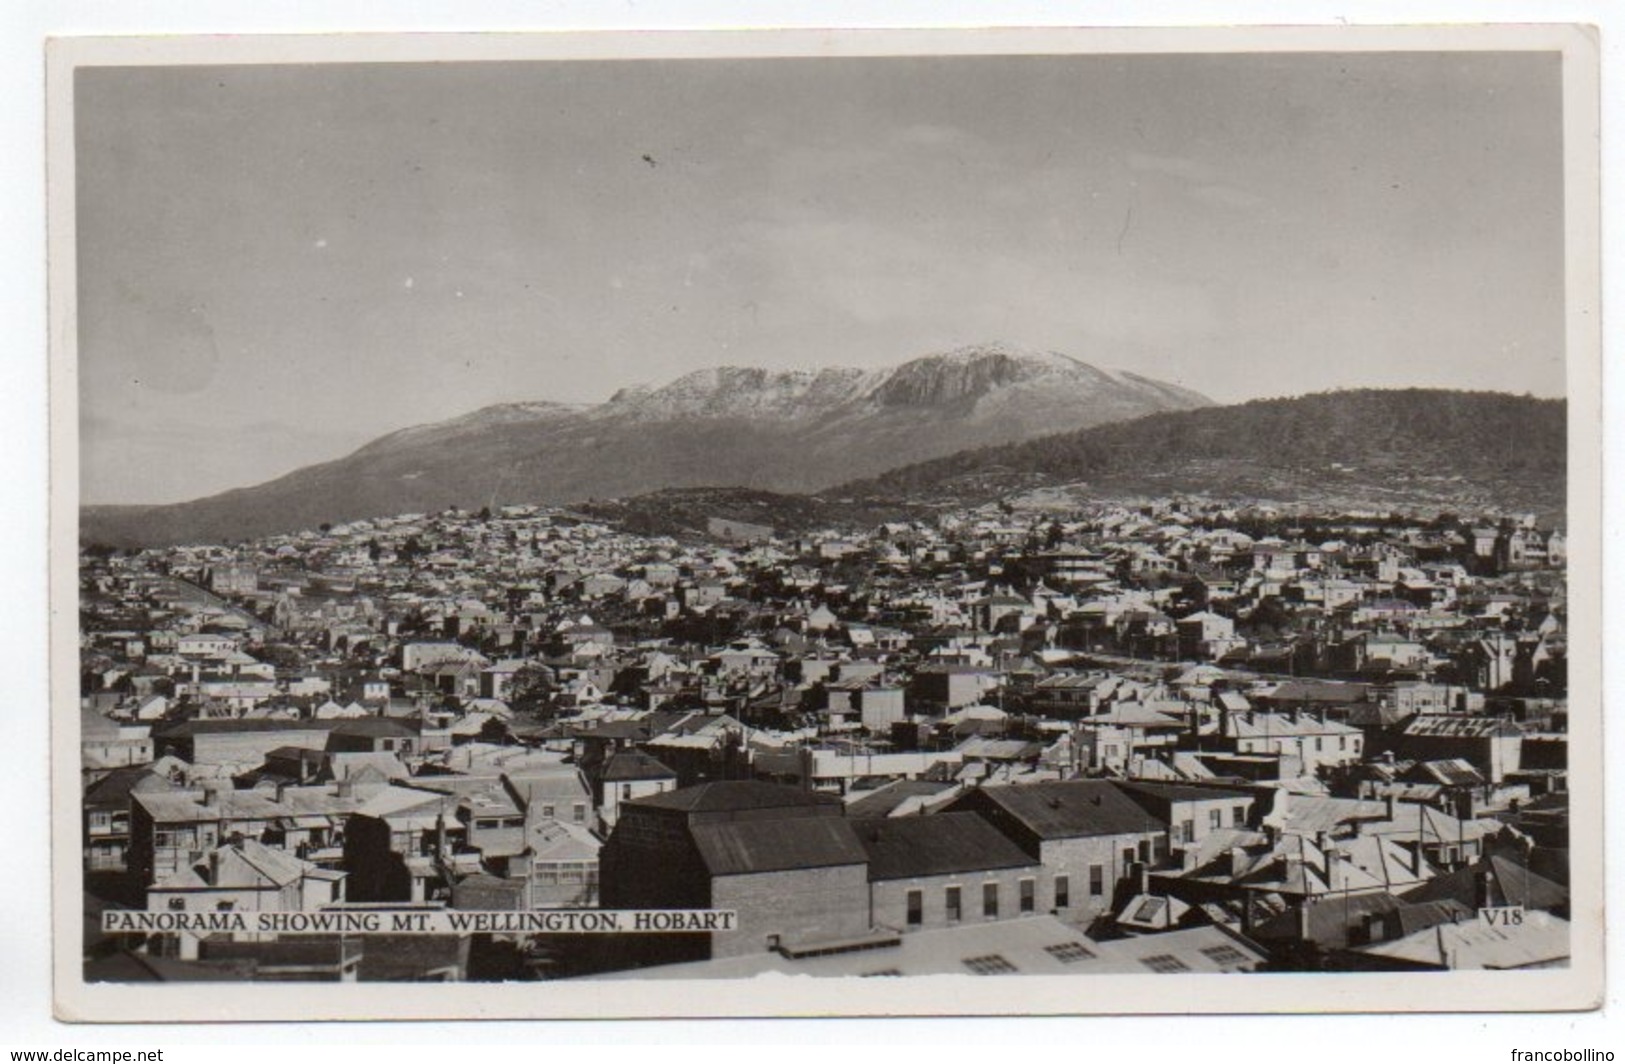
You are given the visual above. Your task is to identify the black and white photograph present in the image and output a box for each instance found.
[45,25,1603,1023]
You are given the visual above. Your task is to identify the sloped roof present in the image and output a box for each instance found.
[845,780,956,820]
[601,749,677,783]
[1115,780,1254,808]
[965,780,1162,839]
[1355,909,1569,969]
[1402,716,1523,739]
[690,816,866,877]
[329,717,419,738]
[854,812,1036,880]
[630,780,843,815]
[1400,853,1569,913]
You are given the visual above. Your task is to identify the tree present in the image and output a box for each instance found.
[507,664,555,715]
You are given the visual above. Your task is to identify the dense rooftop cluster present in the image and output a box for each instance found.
[79,495,1569,981]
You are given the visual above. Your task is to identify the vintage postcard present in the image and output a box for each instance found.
[47,25,1602,1021]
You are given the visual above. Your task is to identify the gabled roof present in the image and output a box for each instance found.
[600,749,677,783]
[329,717,419,738]
[854,813,1036,881]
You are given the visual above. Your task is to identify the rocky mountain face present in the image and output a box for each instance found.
[82,343,1212,546]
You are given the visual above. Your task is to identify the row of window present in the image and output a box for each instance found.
[1174,805,1249,842]
[532,861,600,887]
[902,872,1109,927]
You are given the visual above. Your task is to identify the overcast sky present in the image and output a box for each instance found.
[76,51,1565,505]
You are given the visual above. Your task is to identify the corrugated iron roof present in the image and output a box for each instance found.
[691,816,867,877]
[855,813,1037,881]
[965,780,1162,839]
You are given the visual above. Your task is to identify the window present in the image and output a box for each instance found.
[1044,941,1096,964]
[621,784,632,800]
[1019,878,1035,914]
[541,805,555,819]
[1200,945,1249,969]
[983,882,999,919]
[167,898,186,911]
[1089,865,1104,897]
[1209,809,1223,831]
[1179,819,1195,844]
[962,954,1018,976]
[1054,875,1070,909]
[216,900,235,912]
[573,804,587,823]
[1232,805,1246,827]
[1139,954,1191,974]
[906,889,923,927]
[1137,839,1151,863]
[945,886,962,923]
[1131,897,1167,924]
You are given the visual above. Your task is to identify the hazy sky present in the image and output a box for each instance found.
[76,52,1566,504]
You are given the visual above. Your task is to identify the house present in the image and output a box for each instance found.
[911,665,996,712]
[83,761,186,874]
[176,633,240,660]
[1394,715,1523,784]
[855,812,1044,933]
[81,708,155,771]
[339,786,464,904]
[152,719,338,768]
[325,717,420,757]
[145,837,347,961]
[595,749,679,831]
[1115,781,1257,849]
[1175,611,1244,660]
[1346,909,1569,970]
[945,780,1170,927]
[128,781,372,886]
[1212,710,1365,776]
[598,781,859,964]
[522,819,602,909]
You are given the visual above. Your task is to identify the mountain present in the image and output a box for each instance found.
[833,389,1567,520]
[81,342,1212,546]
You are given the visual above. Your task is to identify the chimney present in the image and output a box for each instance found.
[274,782,288,804]
[1296,898,1314,942]
[336,779,355,799]
[200,785,220,809]
[1474,866,1497,911]
[1384,793,1396,822]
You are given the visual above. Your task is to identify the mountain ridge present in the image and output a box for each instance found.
[82,342,1212,547]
